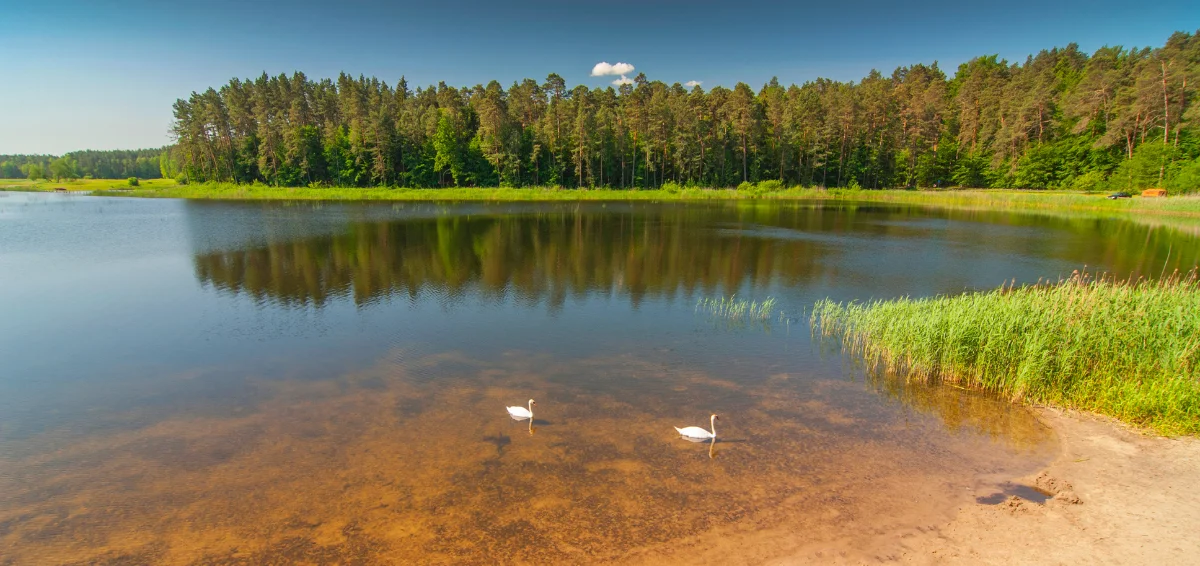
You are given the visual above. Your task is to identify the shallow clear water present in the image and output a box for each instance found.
[0,193,1196,564]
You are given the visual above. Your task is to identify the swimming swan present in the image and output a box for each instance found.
[675,414,718,440]
[507,399,536,420]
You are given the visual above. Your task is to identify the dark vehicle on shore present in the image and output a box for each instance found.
[1107,192,1132,200]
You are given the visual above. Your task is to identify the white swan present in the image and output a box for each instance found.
[675,414,718,440]
[506,399,536,421]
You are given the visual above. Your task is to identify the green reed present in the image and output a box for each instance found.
[812,270,1200,436]
[697,295,777,321]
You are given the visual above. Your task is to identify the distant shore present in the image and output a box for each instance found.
[5,178,1200,220]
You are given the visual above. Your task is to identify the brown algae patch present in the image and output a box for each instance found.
[0,351,1055,564]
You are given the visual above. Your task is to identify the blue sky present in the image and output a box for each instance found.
[1,0,1196,154]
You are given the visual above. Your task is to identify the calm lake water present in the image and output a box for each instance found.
[1,192,1197,564]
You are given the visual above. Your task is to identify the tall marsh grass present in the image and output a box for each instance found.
[697,295,777,321]
[812,270,1200,435]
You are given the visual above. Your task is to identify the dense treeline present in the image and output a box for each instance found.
[0,155,54,180]
[166,31,1200,192]
[1,149,164,181]
[69,149,163,179]
[174,31,1200,192]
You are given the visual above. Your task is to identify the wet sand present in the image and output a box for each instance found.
[887,408,1200,565]
[0,351,1054,565]
[748,407,1200,564]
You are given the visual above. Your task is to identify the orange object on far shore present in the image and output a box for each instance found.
[1142,188,1167,197]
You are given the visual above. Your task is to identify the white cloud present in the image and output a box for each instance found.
[612,75,634,86]
[685,80,703,87]
[592,62,635,76]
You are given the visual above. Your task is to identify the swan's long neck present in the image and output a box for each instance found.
[528,400,534,419]
[709,415,717,437]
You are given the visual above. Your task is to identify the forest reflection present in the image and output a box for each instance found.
[188,202,1200,308]
[191,205,838,307]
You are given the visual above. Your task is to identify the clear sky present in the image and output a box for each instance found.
[1,0,1196,155]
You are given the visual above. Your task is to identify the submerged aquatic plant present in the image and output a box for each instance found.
[812,270,1200,436]
[696,295,777,322]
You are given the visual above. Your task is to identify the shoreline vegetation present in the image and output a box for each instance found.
[812,271,1200,436]
[4,178,1200,221]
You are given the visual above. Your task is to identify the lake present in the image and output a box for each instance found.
[1,192,1196,564]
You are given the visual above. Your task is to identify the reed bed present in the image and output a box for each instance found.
[696,296,777,321]
[812,270,1200,435]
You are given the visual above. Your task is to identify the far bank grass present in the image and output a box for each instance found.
[6,178,1200,220]
[99,183,736,201]
[0,178,179,192]
[812,271,1200,436]
[841,188,1200,219]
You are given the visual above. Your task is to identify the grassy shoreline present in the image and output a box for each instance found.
[5,178,1200,220]
[812,271,1200,436]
